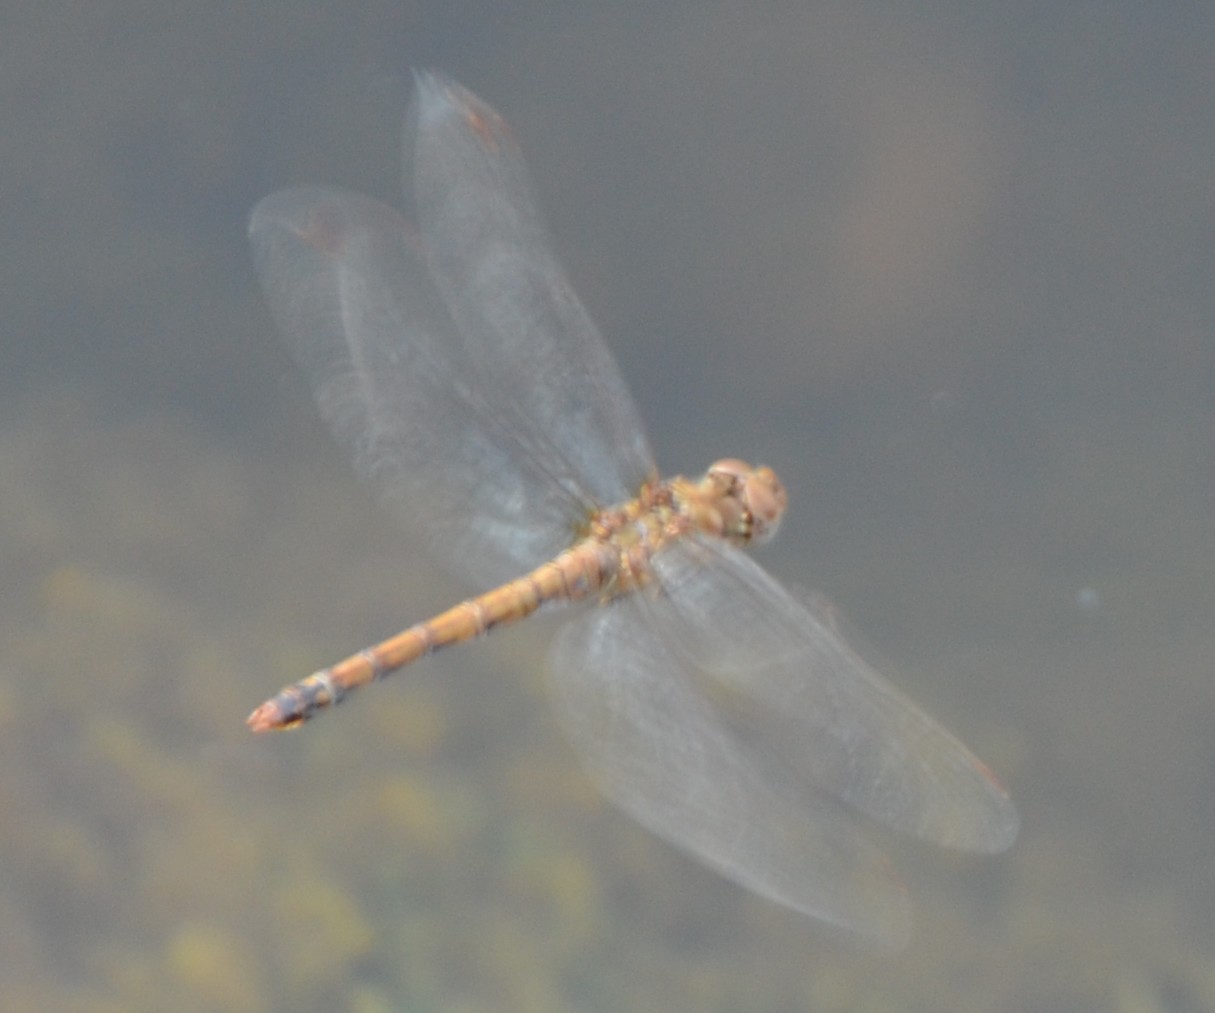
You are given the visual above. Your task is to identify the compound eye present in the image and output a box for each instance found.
[743,466,787,543]
[706,459,787,543]
[706,458,749,481]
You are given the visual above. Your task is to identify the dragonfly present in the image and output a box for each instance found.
[247,71,1018,947]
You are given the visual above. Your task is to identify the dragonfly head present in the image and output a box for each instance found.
[704,459,788,545]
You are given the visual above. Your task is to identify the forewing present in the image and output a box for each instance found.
[646,539,1020,853]
[549,599,912,948]
[405,72,654,510]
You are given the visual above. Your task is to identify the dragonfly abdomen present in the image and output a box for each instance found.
[246,538,623,731]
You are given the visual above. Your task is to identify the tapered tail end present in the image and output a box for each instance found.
[246,699,298,732]
[246,669,343,732]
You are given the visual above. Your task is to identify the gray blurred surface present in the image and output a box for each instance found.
[1,4,1211,1010]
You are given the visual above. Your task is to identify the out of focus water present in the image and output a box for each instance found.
[2,5,1212,1011]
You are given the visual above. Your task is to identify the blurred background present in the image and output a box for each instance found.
[2,3,1213,1010]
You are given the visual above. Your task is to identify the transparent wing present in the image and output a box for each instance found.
[548,540,1018,942]
[550,595,912,948]
[404,73,653,507]
[645,539,1020,852]
[248,75,653,586]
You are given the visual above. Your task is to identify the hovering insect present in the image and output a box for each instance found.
[247,72,1018,947]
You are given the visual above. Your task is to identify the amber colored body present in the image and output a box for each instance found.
[247,461,787,731]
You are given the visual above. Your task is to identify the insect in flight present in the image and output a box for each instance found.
[247,71,1017,947]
